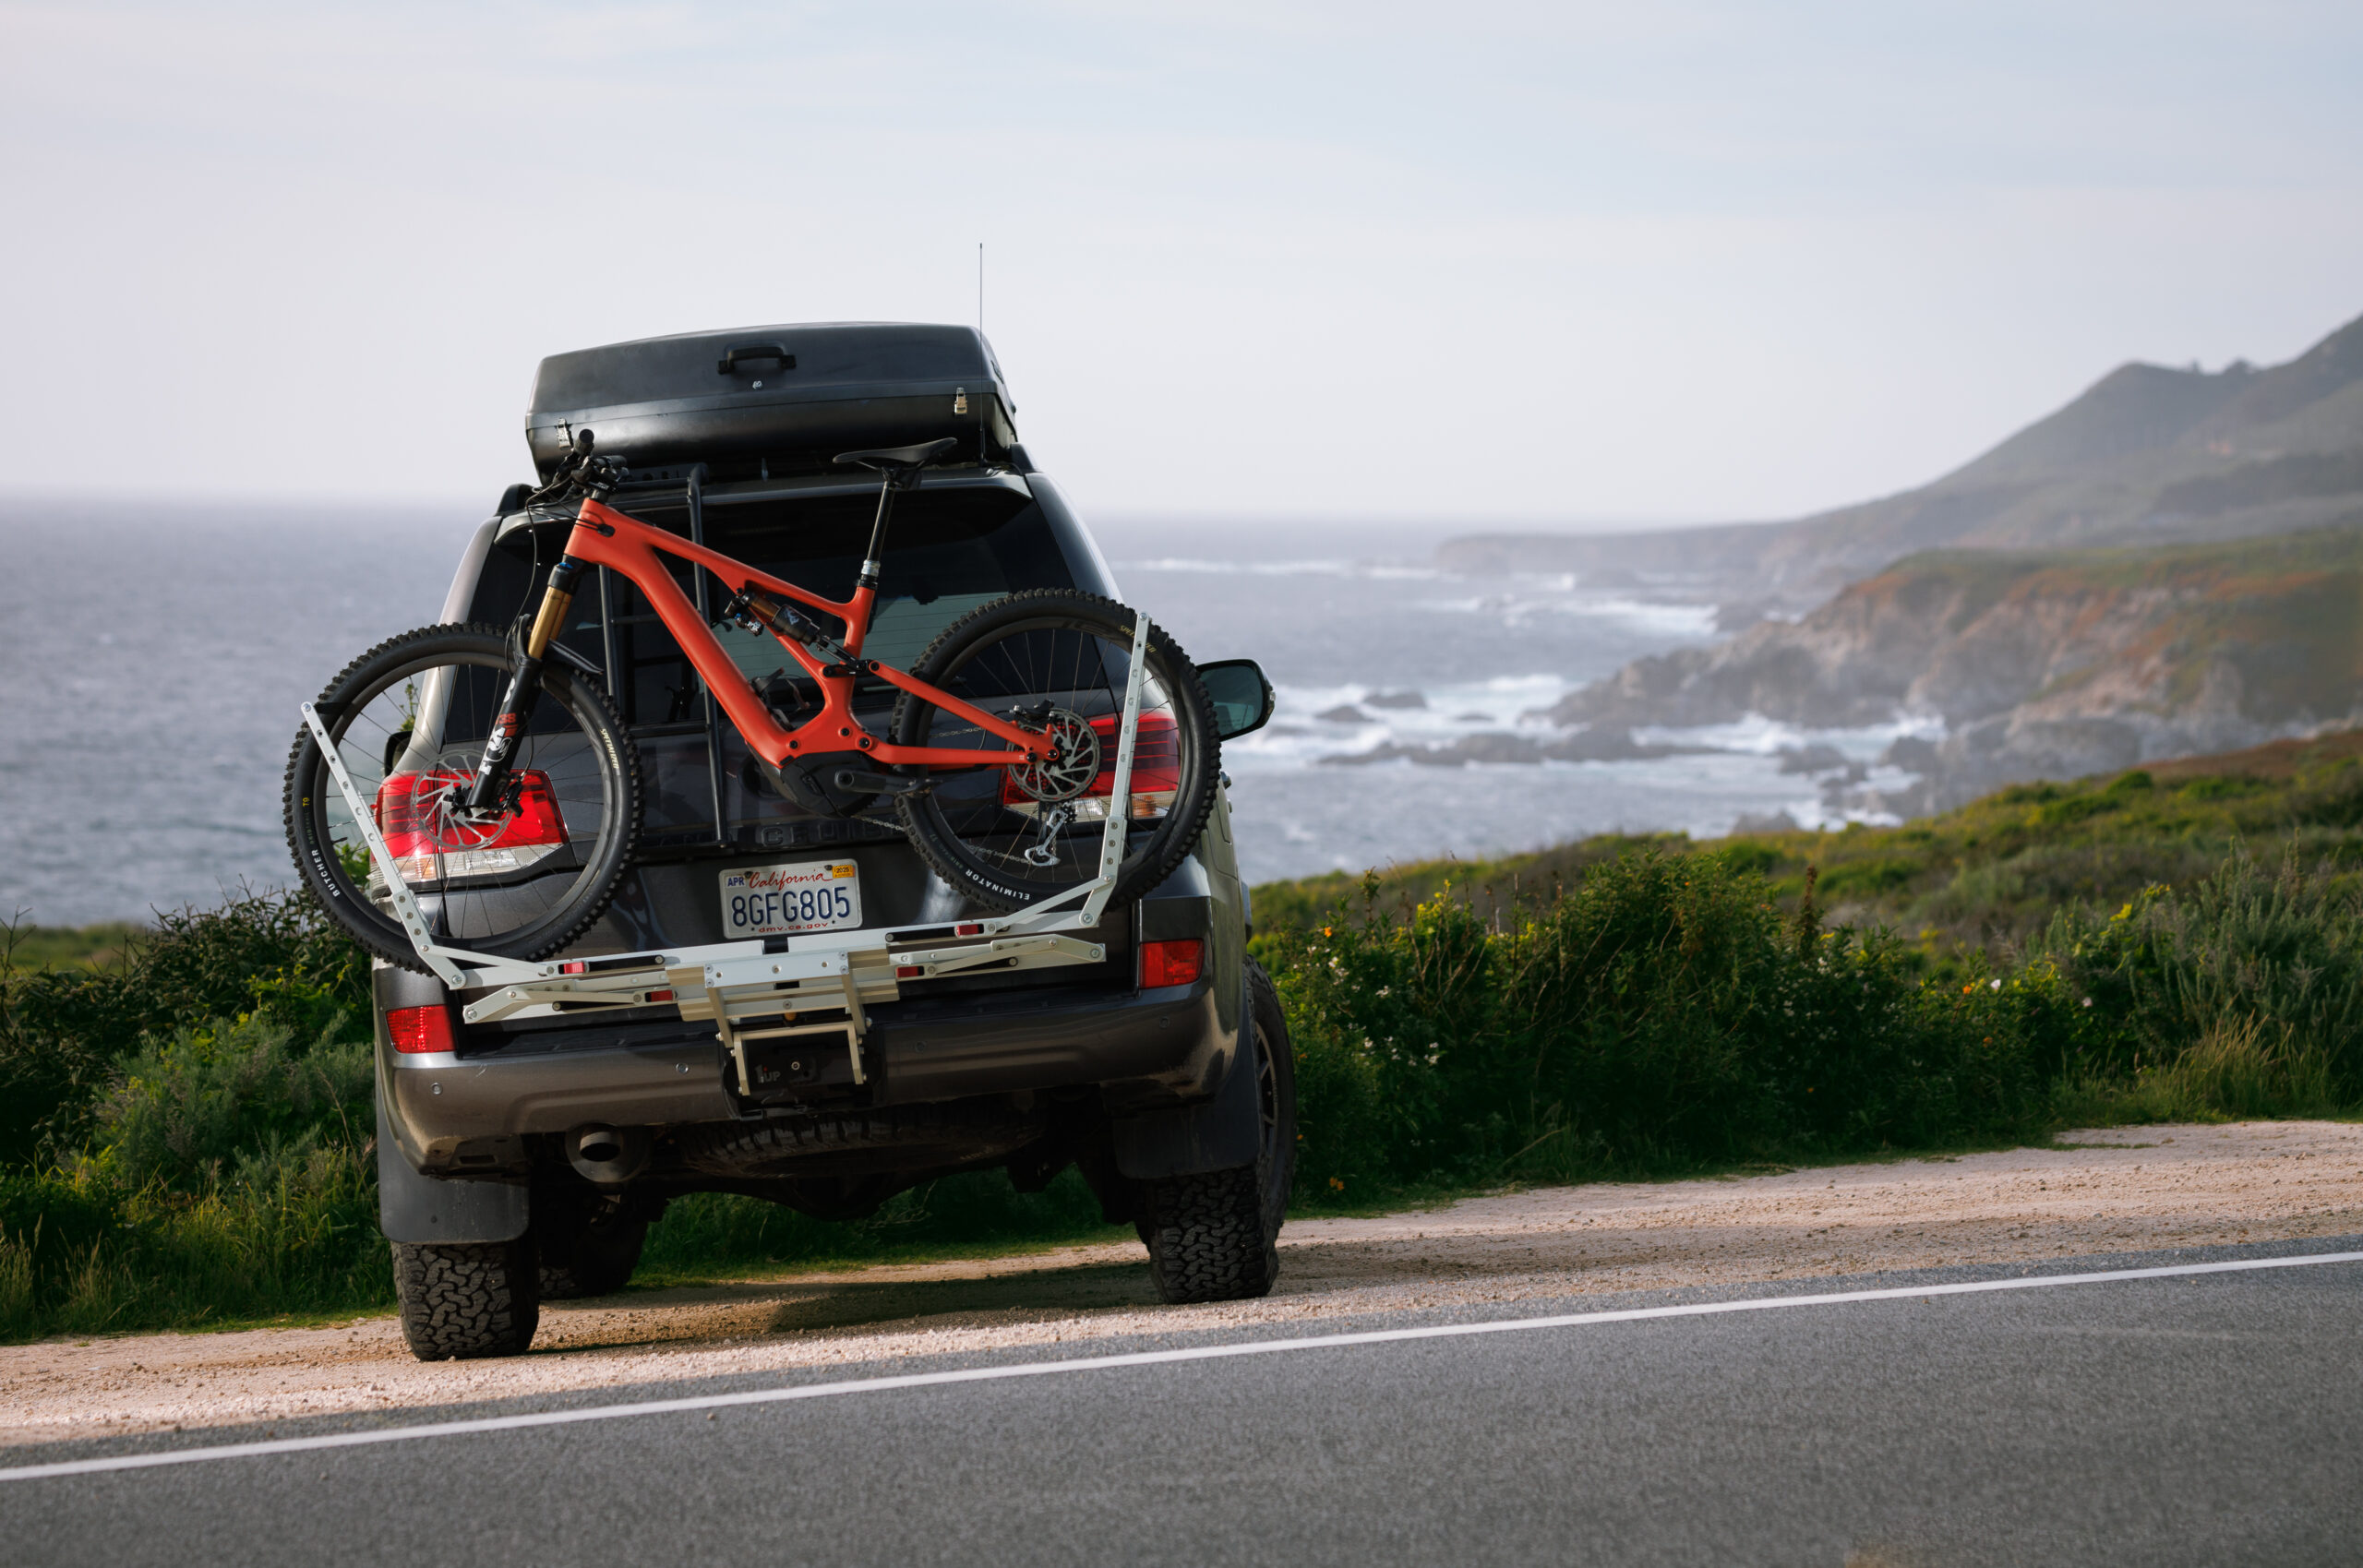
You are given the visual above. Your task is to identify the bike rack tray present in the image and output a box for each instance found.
[301,608,1158,1095]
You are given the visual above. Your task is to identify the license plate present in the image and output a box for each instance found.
[718,859,862,938]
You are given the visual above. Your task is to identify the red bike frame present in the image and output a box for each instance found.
[556,497,1052,772]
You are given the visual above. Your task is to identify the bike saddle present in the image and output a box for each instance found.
[834,437,960,473]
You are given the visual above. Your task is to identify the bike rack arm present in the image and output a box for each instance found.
[992,605,1152,935]
[300,604,1162,1011]
[299,701,470,989]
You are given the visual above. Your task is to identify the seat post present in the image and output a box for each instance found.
[834,437,953,585]
[858,478,900,591]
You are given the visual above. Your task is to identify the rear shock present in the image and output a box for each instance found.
[463,558,586,815]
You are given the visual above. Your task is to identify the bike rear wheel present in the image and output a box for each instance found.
[283,623,641,971]
[890,590,1219,912]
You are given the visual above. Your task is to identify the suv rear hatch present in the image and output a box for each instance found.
[453,466,1145,1045]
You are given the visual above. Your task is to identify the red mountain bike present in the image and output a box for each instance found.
[284,434,1218,970]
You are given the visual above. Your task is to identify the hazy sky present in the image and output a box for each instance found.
[5,1,2359,527]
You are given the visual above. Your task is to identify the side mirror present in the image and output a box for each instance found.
[1199,659,1275,740]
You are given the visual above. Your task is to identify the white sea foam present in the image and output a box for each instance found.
[1634,710,1946,758]
[1416,592,1719,638]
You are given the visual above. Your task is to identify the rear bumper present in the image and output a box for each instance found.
[376,968,1233,1172]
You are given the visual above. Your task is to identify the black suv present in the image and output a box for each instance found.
[372,323,1291,1359]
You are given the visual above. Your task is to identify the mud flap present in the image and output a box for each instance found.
[376,1094,531,1244]
[1109,976,1259,1179]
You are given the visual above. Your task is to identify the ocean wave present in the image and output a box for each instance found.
[1415,592,1720,637]
[1632,711,1946,757]
[1232,693,1951,777]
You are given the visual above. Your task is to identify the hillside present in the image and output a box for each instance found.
[1441,309,2363,606]
[1534,523,2363,808]
[1252,725,2363,956]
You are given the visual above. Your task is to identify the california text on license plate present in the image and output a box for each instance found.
[719,859,862,937]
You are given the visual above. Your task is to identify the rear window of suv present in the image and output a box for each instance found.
[468,476,1080,843]
[700,484,1074,681]
[472,478,1075,724]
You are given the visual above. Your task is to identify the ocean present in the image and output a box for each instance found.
[1092,516,1928,885]
[0,501,1917,928]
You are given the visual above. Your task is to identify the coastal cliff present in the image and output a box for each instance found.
[1534,525,2363,808]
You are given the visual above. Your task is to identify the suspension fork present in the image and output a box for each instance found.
[463,557,586,814]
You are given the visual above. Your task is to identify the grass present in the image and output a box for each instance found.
[1249,726,2363,960]
[2,921,148,974]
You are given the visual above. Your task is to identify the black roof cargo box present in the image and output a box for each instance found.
[525,322,1019,481]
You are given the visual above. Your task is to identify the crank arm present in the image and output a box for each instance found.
[830,767,932,797]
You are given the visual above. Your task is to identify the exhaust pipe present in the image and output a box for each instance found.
[568,1123,652,1186]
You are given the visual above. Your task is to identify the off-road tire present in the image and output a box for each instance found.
[283,622,642,972]
[1143,1166,1273,1302]
[1142,960,1297,1302]
[534,1203,649,1300]
[890,588,1220,913]
[392,1238,541,1359]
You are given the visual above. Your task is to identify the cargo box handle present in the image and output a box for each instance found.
[718,343,795,375]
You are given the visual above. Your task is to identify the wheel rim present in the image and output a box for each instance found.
[904,616,1196,892]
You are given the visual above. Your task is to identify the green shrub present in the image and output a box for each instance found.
[88,1013,374,1190]
[0,894,385,1339]
[0,1143,387,1340]
[0,891,368,1167]
[1817,856,1921,899]
[1262,852,2069,1198]
[2037,846,2363,1088]
[1260,843,2351,1203]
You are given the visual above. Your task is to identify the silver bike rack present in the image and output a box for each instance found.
[300,610,1159,1094]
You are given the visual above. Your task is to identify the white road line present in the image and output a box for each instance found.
[6,1249,2357,1483]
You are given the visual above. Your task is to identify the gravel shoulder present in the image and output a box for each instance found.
[7,1119,2357,1447]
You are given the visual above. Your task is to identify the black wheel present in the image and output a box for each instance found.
[284,623,641,971]
[391,1238,540,1359]
[889,590,1220,913]
[1143,959,1297,1303]
[534,1195,649,1300]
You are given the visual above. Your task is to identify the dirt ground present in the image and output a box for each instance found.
[6,1120,2358,1448]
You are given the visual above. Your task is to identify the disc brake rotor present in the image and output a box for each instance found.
[382,769,511,850]
[1004,707,1100,804]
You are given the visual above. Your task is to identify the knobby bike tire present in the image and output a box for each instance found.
[282,623,642,972]
[888,589,1220,913]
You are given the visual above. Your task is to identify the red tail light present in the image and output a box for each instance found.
[373,770,568,883]
[1139,939,1205,988]
[387,1004,455,1054]
[1002,712,1180,821]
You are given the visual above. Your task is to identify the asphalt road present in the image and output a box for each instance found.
[8,1241,2361,1568]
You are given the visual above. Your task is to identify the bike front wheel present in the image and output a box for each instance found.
[283,623,642,972]
[891,590,1219,913]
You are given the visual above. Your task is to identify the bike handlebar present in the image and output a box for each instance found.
[525,428,608,508]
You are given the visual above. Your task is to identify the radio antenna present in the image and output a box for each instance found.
[977,242,985,336]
